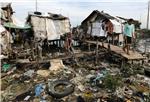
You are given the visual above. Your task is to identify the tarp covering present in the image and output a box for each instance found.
[91,21,106,37]
[87,19,122,37]
[53,19,70,36]
[46,18,59,40]
[31,16,47,40]
[53,20,62,36]
[29,15,71,40]
[110,19,122,33]
[61,19,70,34]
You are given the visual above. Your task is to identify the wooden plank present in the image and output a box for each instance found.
[13,51,95,64]
[85,40,145,60]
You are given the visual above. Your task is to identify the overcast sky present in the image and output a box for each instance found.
[1,0,149,28]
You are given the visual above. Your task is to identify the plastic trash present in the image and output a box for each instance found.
[24,95,31,101]
[93,70,107,83]
[35,84,45,96]
[24,70,35,77]
[2,64,11,72]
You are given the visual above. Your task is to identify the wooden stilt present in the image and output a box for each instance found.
[95,40,99,64]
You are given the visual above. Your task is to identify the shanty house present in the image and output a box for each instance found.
[26,12,71,41]
[26,12,71,58]
[81,10,123,45]
[1,3,32,57]
[0,3,14,55]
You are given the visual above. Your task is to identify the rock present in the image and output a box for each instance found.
[37,70,50,77]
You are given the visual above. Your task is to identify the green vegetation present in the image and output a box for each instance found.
[103,74,122,92]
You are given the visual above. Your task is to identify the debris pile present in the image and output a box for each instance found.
[1,56,150,102]
[0,3,150,102]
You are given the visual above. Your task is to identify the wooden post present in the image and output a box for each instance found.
[121,58,125,68]
[95,40,99,64]
[59,39,61,48]
[108,43,111,51]
[7,4,12,56]
[144,39,148,54]
[142,59,144,65]
[112,34,114,45]
[88,43,91,51]
[118,34,120,46]
[70,46,79,66]
[31,39,35,60]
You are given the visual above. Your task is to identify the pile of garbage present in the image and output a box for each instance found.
[1,57,150,102]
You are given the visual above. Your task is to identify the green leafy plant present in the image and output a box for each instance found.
[103,74,122,92]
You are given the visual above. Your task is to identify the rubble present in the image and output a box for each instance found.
[0,3,150,102]
[1,52,150,102]
[1,54,150,102]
